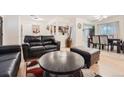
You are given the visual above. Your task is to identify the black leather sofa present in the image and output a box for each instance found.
[22,35,60,61]
[0,45,21,77]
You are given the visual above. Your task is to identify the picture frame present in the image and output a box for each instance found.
[32,25,40,34]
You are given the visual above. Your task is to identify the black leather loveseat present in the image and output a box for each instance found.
[22,35,60,61]
[0,45,21,77]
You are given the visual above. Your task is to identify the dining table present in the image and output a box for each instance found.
[88,36,122,53]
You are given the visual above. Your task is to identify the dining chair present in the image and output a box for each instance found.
[92,35,100,49]
[108,35,114,39]
[109,39,121,53]
[99,35,109,51]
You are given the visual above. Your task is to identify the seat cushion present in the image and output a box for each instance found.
[0,52,20,62]
[44,45,57,50]
[0,59,16,76]
[30,46,45,52]
[0,52,21,77]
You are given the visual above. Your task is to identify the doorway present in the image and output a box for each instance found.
[0,16,3,45]
[83,24,94,47]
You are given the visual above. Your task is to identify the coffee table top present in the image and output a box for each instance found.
[38,51,84,75]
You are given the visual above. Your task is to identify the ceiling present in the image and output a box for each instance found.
[20,15,114,23]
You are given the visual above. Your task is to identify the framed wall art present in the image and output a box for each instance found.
[32,25,40,34]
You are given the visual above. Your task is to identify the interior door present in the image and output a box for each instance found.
[0,16,3,46]
[83,29,90,47]
[83,24,92,47]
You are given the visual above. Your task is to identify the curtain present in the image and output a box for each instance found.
[98,22,119,38]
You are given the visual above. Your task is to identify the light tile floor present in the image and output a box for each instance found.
[90,50,124,77]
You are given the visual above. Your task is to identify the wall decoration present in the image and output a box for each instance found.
[54,26,56,34]
[77,23,82,29]
[50,25,53,34]
[32,25,40,34]
[58,26,69,35]
[46,25,70,35]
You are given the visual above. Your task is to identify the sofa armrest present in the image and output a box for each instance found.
[22,43,30,61]
[122,42,124,53]
[0,45,21,55]
[54,41,61,50]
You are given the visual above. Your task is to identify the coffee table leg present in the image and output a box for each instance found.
[43,71,50,77]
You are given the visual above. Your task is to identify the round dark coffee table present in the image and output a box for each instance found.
[38,51,84,76]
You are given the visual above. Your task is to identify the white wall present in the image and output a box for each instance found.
[2,15,95,47]
[3,15,21,45]
[95,16,124,40]
[21,16,76,48]
[3,16,124,47]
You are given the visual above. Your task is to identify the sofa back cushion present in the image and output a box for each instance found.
[41,35,55,45]
[43,41,53,45]
[29,42,43,47]
[24,36,41,43]
[41,35,55,42]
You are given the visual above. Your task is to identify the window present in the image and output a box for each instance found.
[98,22,119,38]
